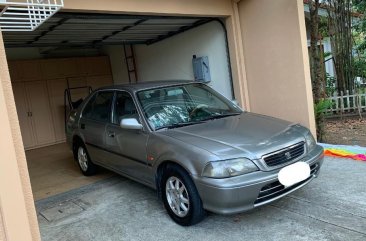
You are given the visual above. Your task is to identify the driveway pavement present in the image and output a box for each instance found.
[36,157,366,241]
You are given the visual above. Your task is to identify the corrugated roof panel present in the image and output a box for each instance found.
[2,12,213,48]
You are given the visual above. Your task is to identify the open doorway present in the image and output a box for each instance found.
[3,12,233,200]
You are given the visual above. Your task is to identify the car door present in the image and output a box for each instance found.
[104,91,152,185]
[79,90,114,166]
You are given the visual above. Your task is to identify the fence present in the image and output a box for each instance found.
[326,90,366,116]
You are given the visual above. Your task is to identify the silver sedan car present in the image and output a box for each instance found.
[66,80,323,226]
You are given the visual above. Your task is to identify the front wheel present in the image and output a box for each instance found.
[161,164,205,226]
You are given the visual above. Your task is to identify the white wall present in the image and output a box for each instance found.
[100,45,129,84]
[306,37,335,78]
[322,37,335,78]
[134,21,233,99]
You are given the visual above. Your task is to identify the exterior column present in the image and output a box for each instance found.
[225,0,251,110]
[0,32,40,241]
[237,0,316,135]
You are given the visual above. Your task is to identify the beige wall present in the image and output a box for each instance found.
[63,0,232,16]
[238,0,316,135]
[0,33,40,241]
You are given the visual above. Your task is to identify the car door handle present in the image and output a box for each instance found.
[80,123,85,129]
[107,131,115,138]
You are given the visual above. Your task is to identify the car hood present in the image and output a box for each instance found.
[159,112,306,160]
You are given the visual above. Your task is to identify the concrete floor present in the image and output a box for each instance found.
[35,156,366,241]
[26,143,114,200]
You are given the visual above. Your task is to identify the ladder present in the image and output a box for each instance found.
[123,44,138,83]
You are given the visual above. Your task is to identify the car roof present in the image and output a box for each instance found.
[96,80,198,93]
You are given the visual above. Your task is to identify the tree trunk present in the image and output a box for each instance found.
[327,0,354,93]
[309,0,326,141]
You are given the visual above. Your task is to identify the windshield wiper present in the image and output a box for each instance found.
[203,112,241,121]
[158,121,206,130]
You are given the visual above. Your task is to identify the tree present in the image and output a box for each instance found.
[309,0,324,101]
[326,0,354,93]
[353,0,366,84]
[309,0,327,140]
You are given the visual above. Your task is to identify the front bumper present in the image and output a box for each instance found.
[193,145,324,214]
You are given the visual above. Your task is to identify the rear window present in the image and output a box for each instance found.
[82,91,114,123]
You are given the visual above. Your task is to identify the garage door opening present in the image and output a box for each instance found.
[2,12,234,200]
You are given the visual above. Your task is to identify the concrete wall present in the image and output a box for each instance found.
[238,0,316,134]
[135,21,233,99]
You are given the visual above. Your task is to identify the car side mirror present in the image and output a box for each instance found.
[120,118,143,130]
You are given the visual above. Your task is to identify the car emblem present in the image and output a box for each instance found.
[285,152,292,160]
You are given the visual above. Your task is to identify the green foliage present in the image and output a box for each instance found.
[353,0,366,14]
[353,58,366,79]
[314,99,332,141]
[353,0,366,81]
[314,99,332,117]
[323,51,332,59]
[325,73,336,96]
[319,16,329,37]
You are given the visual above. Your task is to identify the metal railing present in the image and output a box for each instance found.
[0,0,63,31]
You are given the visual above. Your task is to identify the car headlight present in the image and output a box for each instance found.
[202,158,258,178]
[305,131,316,151]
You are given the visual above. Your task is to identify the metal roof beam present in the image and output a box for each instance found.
[146,19,213,45]
[55,12,206,20]
[4,41,146,48]
[27,18,68,44]
[92,19,147,46]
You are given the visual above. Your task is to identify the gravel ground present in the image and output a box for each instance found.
[324,116,366,146]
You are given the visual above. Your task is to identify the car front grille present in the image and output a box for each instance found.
[262,142,305,167]
[254,163,319,205]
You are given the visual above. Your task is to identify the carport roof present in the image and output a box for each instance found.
[2,12,215,48]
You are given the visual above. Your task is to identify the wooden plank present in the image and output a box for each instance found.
[340,91,344,118]
[334,92,339,113]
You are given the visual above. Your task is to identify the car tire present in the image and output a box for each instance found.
[161,164,205,226]
[74,141,97,176]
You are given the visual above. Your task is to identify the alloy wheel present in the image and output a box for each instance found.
[77,146,88,172]
[165,176,190,217]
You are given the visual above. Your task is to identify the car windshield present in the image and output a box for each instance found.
[137,83,242,130]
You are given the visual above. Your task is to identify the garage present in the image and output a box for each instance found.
[0,1,317,239]
[2,12,234,200]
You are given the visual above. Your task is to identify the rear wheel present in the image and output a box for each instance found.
[74,141,97,176]
[161,164,205,226]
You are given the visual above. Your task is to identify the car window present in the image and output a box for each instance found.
[137,83,242,130]
[82,91,114,123]
[113,92,139,125]
[185,85,229,110]
[82,93,97,119]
